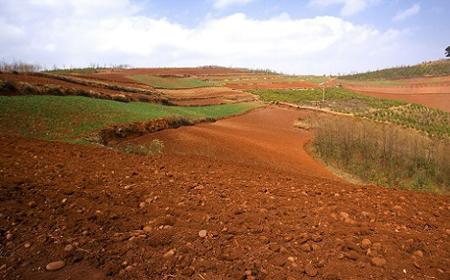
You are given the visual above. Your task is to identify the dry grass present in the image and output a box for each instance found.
[304,114,450,193]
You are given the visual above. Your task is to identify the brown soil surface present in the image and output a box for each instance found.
[226,81,318,90]
[161,87,258,106]
[0,73,119,95]
[0,73,165,103]
[1,106,449,280]
[72,73,153,90]
[343,83,450,112]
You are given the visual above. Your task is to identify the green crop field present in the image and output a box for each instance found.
[0,96,260,142]
[250,87,404,113]
[129,75,217,89]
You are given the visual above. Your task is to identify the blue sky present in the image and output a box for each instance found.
[0,0,449,74]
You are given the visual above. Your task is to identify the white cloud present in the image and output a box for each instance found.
[309,0,376,16]
[0,0,418,74]
[393,3,421,22]
[212,0,255,10]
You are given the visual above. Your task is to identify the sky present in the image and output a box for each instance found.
[0,0,449,74]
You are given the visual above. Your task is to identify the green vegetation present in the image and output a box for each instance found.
[361,104,450,137]
[0,95,260,142]
[295,75,330,84]
[340,59,450,80]
[250,87,404,114]
[307,114,449,193]
[251,87,450,137]
[121,139,164,156]
[129,75,216,89]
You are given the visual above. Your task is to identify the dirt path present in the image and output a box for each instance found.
[125,106,336,179]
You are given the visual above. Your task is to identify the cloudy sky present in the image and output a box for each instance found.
[0,0,449,74]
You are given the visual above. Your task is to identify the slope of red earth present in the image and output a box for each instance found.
[1,106,449,280]
[69,73,154,90]
[342,78,450,112]
[226,81,318,90]
[161,87,258,106]
[0,73,165,103]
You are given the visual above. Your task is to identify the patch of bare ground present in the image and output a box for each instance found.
[0,106,449,280]
[342,79,450,112]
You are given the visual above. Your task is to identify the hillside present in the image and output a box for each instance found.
[341,59,450,80]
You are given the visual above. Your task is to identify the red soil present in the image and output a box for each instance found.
[1,106,448,279]
[72,73,153,90]
[0,73,165,103]
[343,83,450,112]
[226,81,318,90]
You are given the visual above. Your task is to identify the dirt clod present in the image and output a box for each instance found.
[46,261,65,271]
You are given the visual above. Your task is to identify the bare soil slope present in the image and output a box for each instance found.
[127,106,335,179]
[1,106,449,280]
[342,77,450,112]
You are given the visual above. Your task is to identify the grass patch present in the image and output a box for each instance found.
[250,87,404,114]
[128,75,216,89]
[340,59,450,80]
[251,88,449,137]
[0,95,260,142]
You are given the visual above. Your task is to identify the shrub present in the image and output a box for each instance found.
[121,139,164,156]
[308,114,450,193]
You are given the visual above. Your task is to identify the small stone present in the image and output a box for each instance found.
[301,243,312,252]
[139,202,146,208]
[64,244,74,252]
[304,263,318,277]
[124,265,133,272]
[6,233,13,240]
[163,249,176,258]
[361,239,371,249]
[28,201,37,208]
[143,226,152,233]
[46,261,65,271]
[311,234,322,242]
[371,257,386,267]
[413,250,423,258]
[198,230,207,238]
[24,242,31,248]
[339,211,349,219]
[344,251,359,260]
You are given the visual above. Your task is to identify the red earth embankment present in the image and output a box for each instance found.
[342,79,450,112]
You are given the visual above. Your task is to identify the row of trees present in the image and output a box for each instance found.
[309,114,449,192]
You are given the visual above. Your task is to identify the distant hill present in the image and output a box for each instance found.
[340,59,450,80]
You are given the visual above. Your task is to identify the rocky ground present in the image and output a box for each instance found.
[0,106,449,280]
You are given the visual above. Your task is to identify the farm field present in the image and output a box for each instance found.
[0,65,449,280]
[338,60,450,112]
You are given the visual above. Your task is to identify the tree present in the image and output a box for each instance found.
[446,46,450,57]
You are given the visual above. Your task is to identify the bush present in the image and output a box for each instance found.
[308,114,450,193]
[121,140,164,156]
